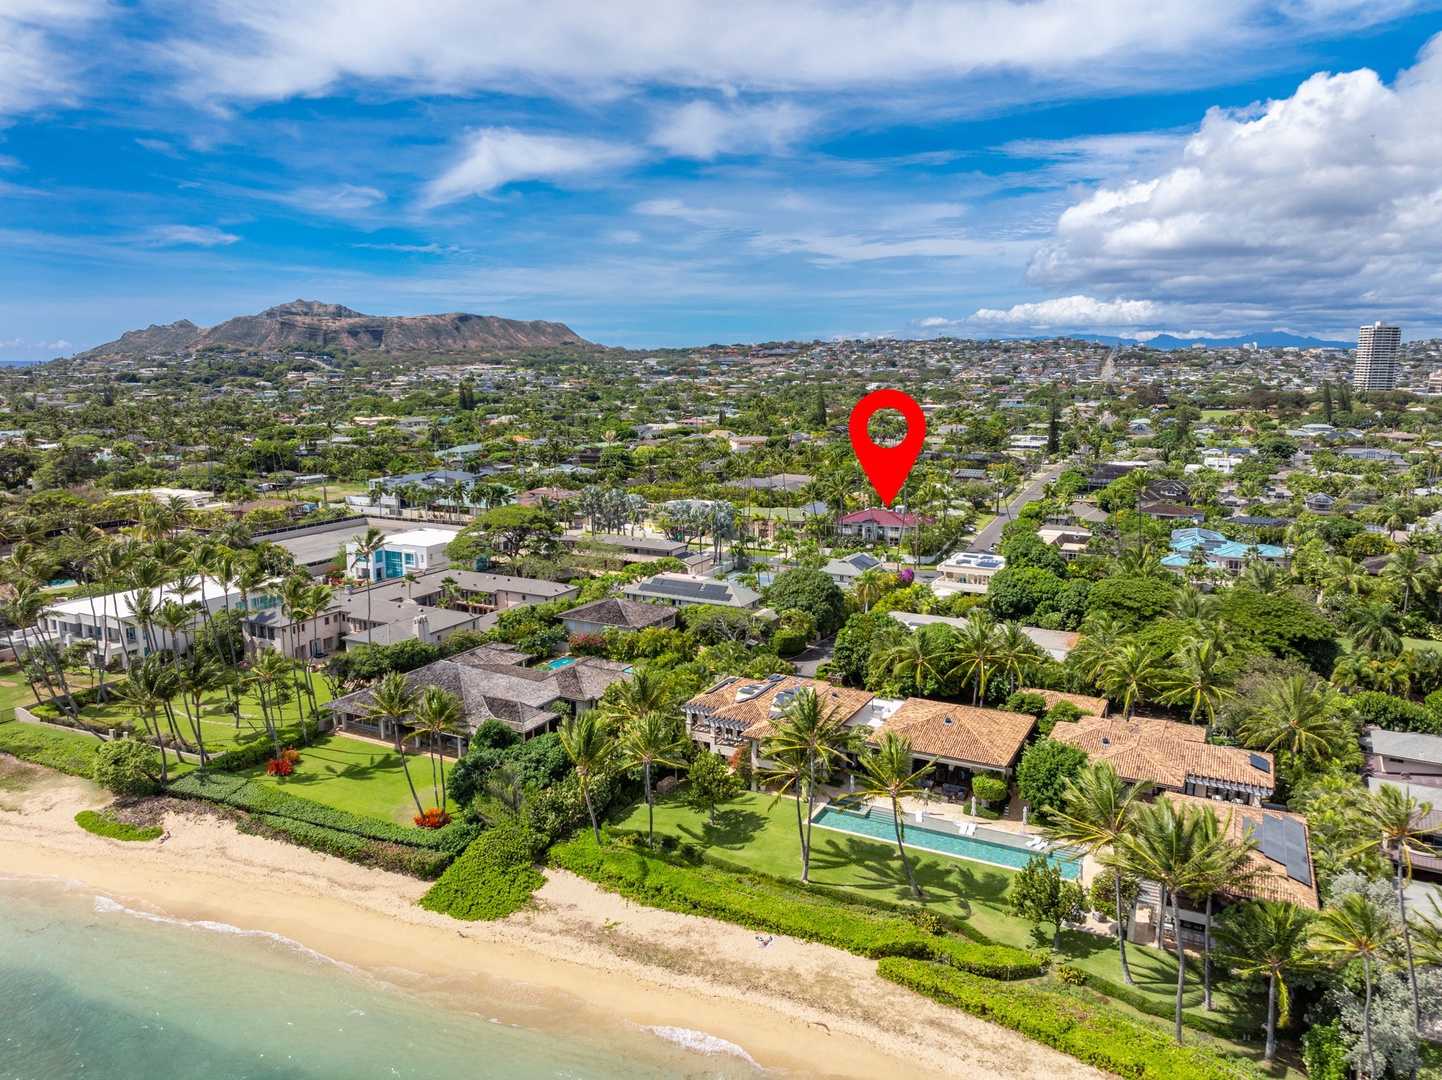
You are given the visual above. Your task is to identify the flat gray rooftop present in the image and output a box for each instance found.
[273,520,459,571]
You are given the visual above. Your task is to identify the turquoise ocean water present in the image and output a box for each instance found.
[0,876,767,1080]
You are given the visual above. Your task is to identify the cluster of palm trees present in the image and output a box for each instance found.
[359,671,466,820]
[386,479,511,523]
[1045,761,1438,1067]
[574,486,648,536]
[862,610,1049,704]
[0,510,340,778]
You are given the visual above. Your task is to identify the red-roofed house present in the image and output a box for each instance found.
[836,509,935,543]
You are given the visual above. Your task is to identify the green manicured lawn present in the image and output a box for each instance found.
[1404,636,1442,654]
[239,732,455,825]
[614,789,1258,1033]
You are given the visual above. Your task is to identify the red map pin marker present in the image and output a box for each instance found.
[848,389,926,508]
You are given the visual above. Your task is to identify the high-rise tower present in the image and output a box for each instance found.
[1353,321,1401,391]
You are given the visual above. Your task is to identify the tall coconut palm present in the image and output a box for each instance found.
[855,731,933,899]
[993,621,1044,697]
[761,742,814,876]
[1068,613,1129,683]
[620,710,689,848]
[559,711,619,845]
[875,628,951,697]
[408,686,464,815]
[114,656,180,783]
[349,526,387,646]
[1212,901,1314,1063]
[249,647,294,758]
[1236,675,1340,773]
[1188,810,1267,1010]
[1099,642,1165,720]
[1345,601,1403,660]
[1044,762,1152,985]
[1116,797,1212,1043]
[761,686,857,883]
[1311,893,1394,1080]
[1383,546,1427,615]
[1349,784,1436,1030]
[1158,636,1233,725]
[853,567,887,613]
[363,670,425,817]
[600,666,677,731]
[948,611,1003,706]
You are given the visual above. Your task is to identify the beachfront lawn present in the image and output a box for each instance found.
[238,732,455,826]
[612,789,1260,1036]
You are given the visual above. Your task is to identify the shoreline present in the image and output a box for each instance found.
[0,766,1099,1080]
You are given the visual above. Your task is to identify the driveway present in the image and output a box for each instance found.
[966,464,1064,553]
[791,635,836,677]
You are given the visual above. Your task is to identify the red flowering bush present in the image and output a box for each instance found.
[568,633,608,657]
[266,757,294,776]
[414,807,450,829]
[280,747,302,765]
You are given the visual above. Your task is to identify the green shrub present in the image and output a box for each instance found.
[550,838,1044,976]
[167,771,479,853]
[1055,964,1088,986]
[1301,1020,1350,1080]
[420,823,545,920]
[878,958,1249,1080]
[970,775,1010,804]
[92,740,161,796]
[0,721,102,777]
[1003,692,1049,719]
[1352,691,1439,735]
[74,810,163,842]
[236,815,452,877]
[208,723,312,772]
[1080,971,1244,1039]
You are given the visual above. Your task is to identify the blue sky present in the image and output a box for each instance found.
[5,1,1442,358]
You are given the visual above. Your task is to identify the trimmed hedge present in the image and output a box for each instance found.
[878,959,1252,1080]
[421,824,545,920]
[550,838,1045,977]
[74,810,163,842]
[235,815,452,878]
[167,771,479,854]
[0,721,103,778]
[207,723,312,772]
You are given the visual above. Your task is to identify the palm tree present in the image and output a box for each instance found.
[1237,676,1340,773]
[113,656,180,783]
[1188,810,1266,1010]
[249,647,294,758]
[1158,637,1233,725]
[1116,797,1212,1043]
[761,687,857,882]
[761,742,814,876]
[853,567,887,613]
[993,621,1044,696]
[620,710,689,848]
[1349,784,1436,1030]
[409,686,464,816]
[559,712,618,845]
[1345,601,1403,659]
[948,611,1003,706]
[1068,613,1128,683]
[364,671,425,817]
[855,731,933,899]
[1311,893,1394,1079]
[1211,901,1313,1063]
[1383,546,1427,615]
[1099,642,1165,719]
[600,666,677,731]
[874,628,950,697]
[1044,762,1152,985]
[349,526,386,647]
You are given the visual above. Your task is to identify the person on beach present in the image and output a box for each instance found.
[756,935,773,948]
[158,831,171,844]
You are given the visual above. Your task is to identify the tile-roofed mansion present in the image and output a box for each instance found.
[325,644,632,750]
[1050,714,1277,805]
[684,674,1036,788]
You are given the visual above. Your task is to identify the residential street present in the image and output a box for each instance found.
[965,463,1065,552]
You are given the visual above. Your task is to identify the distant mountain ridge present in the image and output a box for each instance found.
[78,300,590,357]
[1063,331,1355,350]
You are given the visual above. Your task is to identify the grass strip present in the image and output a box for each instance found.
[74,809,163,842]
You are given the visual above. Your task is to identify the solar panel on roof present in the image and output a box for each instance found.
[1249,752,1271,773]
[1282,817,1312,886]
[1260,812,1285,864]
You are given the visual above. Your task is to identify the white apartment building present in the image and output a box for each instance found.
[1353,321,1401,392]
[931,551,1006,596]
[345,527,456,582]
[42,580,281,666]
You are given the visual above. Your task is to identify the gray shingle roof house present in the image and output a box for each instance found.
[325,644,632,746]
[822,550,885,585]
[560,597,677,635]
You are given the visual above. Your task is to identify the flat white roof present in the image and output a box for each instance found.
[349,527,460,549]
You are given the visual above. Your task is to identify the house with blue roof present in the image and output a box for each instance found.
[1163,527,1290,576]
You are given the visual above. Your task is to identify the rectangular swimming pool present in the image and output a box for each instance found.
[811,806,1081,879]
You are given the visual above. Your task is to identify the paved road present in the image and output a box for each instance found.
[965,463,1065,553]
[791,635,836,677]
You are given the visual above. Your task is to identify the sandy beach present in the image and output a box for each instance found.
[0,760,1100,1080]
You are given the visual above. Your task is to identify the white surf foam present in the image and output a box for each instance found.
[638,1024,760,1067]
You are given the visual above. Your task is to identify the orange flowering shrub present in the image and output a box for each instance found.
[414,807,450,829]
[266,757,295,776]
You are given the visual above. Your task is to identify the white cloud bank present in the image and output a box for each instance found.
[423,128,639,206]
[650,100,813,159]
[0,0,104,118]
[171,0,1408,104]
[1022,34,1442,332]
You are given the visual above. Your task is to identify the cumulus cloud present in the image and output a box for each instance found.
[144,225,242,246]
[969,295,1169,327]
[169,0,1405,105]
[1026,35,1442,330]
[422,128,639,206]
[650,100,813,159]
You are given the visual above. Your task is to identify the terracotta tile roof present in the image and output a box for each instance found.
[684,675,874,741]
[1050,715,1275,796]
[1023,688,1110,717]
[872,699,1035,771]
[1164,794,1319,909]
